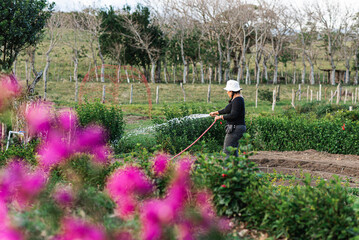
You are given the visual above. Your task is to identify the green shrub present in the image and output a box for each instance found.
[247,115,359,154]
[154,116,225,154]
[76,100,125,143]
[243,175,358,239]
[258,89,279,102]
[193,134,260,218]
[0,139,39,165]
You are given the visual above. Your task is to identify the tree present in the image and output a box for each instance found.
[0,0,53,72]
[308,0,350,85]
[43,12,62,100]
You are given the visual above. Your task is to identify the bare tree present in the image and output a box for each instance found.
[43,12,62,100]
[121,11,161,84]
[307,0,350,85]
[293,5,318,85]
[265,0,295,84]
[63,12,85,102]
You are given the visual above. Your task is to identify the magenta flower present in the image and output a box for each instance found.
[177,221,195,240]
[0,161,47,209]
[91,145,110,164]
[25,102,54,135]
[0,75,21,112]
[37,132,70,170]
[0,228,24,240]
[74,126,105,152]
[53,185,74,207]
[115,231,134,240]
[106,166,153,197]
[152,154,170,176]
[106,166,153,219]
[57,218,106,240]
[58,109,78,132]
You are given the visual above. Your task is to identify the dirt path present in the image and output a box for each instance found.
[249,149,359,185]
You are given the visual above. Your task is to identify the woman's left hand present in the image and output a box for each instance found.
[215,115,223,121]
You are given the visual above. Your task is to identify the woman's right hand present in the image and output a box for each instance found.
[209,111,218,117]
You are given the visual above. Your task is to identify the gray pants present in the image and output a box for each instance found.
[223,125,246,158]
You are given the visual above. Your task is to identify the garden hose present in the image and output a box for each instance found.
[171,118,217,160]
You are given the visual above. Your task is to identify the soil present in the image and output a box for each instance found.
[249,149,359,186]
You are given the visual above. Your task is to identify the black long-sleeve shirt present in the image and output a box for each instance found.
[218,97,245,125]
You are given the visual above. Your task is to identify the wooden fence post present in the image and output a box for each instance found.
[310,89,313,102]
[130,84,133,104]
[319,84,322,101]
[291,88,295,108]
[207,84,211,103]
[102,85,106,103]
[156,86,159,104]
[272,88,276,111]
[255,84,259,108]
[344,89,348,104]
[336,83,340,104]
[180,83,186,102]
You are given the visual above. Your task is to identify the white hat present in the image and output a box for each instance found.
[224,80,242,91]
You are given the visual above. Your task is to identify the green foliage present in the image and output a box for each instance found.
[247,115,359,154]
[155,116,225,154]
[0,0,54,71]
[193,134,260,218]
[258,89,279,102]
[0,139,39,165]
[243,175,358,239]
[76,100,125,143]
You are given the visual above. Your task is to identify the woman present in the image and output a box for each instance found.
[209,80,246,158]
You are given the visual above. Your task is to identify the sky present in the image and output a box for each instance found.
[52,0,359,12]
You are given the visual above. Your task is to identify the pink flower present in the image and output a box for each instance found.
[74,126,105,152]
[58,109,78,132]
[25,102,53,135]
[0,161,47,208]
[106,166,153,219]
[91,145,110,164]
[114,195,137,219]
[152,154,170,175]
[177,221,194,240]
[57,218,106,240]
[0,228,23,240]
[115,231,134,240]
[0,75,21,112]
[37,132,70,170]
[53,185,74,207]
[106,166,153,198]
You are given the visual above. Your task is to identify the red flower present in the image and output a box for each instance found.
[222,174,227,178]
[243,152,246,155]
[220,122,222,125]
[342,124,345,131]
[221,185,226,188]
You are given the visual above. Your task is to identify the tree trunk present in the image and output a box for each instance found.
[217,36,223,84]
[43,53,51,100]
[192,61,196,84]
[155,60,161,83]
[74,58,78,102]
[90,40,99,82]
[98,42,105,83]
[345,59,350,85]
[307,57,315,85]
[225,39,231,82]
[301,52,306,84]
[180,37,187,84]
[273,55,278,84]
[151,61,156,84]
[163,58,168,83]
[263,56,268,82]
